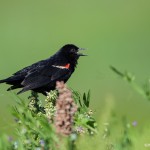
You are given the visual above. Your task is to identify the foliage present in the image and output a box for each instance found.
[0,84,97,150]
[110,66,150,101]
[1,67,150,150]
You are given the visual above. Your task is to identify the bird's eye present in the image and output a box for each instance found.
[71,49,76,53]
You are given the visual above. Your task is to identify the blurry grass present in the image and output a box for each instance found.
[0,91,150,149]
[110,66,150,101]
[77,94,150,150]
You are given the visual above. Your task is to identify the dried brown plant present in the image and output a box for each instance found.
[54,81,77,136]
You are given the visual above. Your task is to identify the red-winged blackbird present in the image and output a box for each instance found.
[0,44,86,95]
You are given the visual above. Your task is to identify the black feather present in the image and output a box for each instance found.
[0,44,85,95]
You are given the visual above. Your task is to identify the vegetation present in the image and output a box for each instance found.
[1,68,150,150]
[0,81,97,150]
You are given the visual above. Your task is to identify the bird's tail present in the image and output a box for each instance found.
[0,79,7,84]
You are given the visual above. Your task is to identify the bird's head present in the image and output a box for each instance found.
[60,44,86,61]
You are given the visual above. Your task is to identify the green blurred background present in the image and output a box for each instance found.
[0,0,150,149]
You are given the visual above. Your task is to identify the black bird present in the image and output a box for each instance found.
[0,44,86,95]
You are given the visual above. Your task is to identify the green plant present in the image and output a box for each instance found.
[0,81,97,150]
[110,66,150,101]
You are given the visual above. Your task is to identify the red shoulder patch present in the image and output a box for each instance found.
[52,63,70,69]
[64,63,70,69]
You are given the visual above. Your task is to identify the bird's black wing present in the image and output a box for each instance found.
[51,67,71,81]
[1,59,49,86]
[18,71,51,94]
[18,65,70,94]
[13,59,48,76]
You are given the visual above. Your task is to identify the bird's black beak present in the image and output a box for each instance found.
[77,48,87,56]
